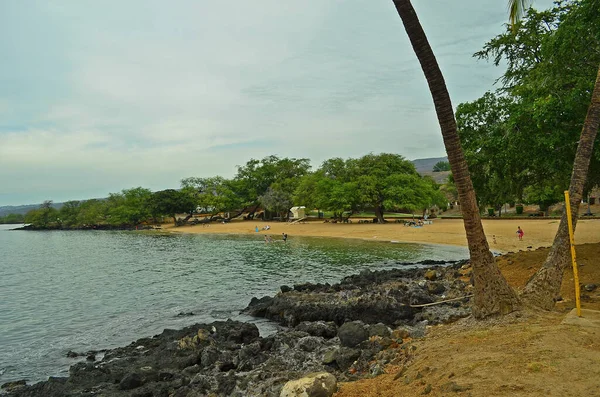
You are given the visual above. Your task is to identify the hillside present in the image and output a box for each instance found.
[412,156,450,184]
[0,202,65,217]
[411,156,448,173]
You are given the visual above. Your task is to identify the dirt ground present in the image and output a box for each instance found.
[166,217,600,396]
[334,243,600,397]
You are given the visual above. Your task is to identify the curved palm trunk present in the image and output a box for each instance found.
[521,65,600,309]
[392,0,520,317]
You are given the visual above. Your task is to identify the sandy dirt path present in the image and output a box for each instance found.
[167,218,600,254]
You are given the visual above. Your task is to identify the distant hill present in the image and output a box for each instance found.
[411,156,448,173]
[0,202,64,217]
[412,156,450,184]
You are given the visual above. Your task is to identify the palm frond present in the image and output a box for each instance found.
[508,0,530,30]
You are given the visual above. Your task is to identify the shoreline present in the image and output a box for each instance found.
[3,226,599,396]
[166,218,600,254]
[2,260,473,396]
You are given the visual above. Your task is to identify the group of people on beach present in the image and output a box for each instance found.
[264,233,288,243]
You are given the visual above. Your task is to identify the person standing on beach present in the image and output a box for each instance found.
[516,226,524,240]
[282,233,288,242]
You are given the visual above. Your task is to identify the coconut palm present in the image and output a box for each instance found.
[391,0,520,318]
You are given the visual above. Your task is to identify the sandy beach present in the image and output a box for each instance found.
[168,217,600,254]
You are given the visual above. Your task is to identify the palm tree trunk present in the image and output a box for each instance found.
[392,0,520,317]
[521,65,600,309]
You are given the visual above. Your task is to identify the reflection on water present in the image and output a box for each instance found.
[0,225,467,383]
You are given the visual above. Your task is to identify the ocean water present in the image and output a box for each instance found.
[0,225,468,384]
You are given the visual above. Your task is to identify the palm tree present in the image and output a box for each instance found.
[508,0,531,27]
[507,0,600,309]
[391,0,520,318]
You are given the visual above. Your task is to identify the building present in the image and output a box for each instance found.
[289,206,306,219]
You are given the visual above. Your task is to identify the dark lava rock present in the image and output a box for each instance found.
[368,323,391,338]
[1,380,27,392]
[66,350,81,358]
[296,336,324,352]
[280,285,292,293]
[119,372,144,390]
[338,321,368,348]
[245,296,274,317]
[6,263,475,397]
[201,346,220,368]
[295,321,338,338]
[584,284,597,292]
[426,282,446,295]
[335,347,361,370]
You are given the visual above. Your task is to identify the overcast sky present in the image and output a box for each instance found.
[0,0,553,206]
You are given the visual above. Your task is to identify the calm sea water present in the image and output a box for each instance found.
[0,224,468,384]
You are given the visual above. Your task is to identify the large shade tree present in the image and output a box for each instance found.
[505,0,600,309]
[391,0,520,317]
[233,156,311,218]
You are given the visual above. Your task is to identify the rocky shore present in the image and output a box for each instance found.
[2,260,473,397]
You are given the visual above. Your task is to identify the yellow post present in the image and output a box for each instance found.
[564,191,582,317]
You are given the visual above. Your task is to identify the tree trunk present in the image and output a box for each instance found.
[392,0,520,317]
[521,65,600,309]
[228,206,248,220]
[374,206,385,223]
[247,203,261,219]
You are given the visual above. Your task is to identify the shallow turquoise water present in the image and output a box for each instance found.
[0,225,467,384]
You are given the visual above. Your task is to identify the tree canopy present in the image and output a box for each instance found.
[457,0,600,211]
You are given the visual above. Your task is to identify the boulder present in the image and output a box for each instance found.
[424,270,438,281]
[295,321,338,339]
[368,323,391,338]
[296,336,324,352]
[334,347,361,370]
[280,372,337,397]
[338,321,368,347]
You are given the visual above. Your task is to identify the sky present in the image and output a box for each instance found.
[0,0,553,206]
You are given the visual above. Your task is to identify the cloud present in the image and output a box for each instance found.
[0,0,555,205]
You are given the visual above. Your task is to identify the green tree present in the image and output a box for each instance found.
[150,189,197,225]
[391,0,520,317]
[0,213,25,224]
[432,161,450,172]
[384,174,446,217]
[501,0,600,309]
[233,156,311,218]
[181,177,242,222]
[353,153,418,223]
[463,0,600,309]
[107,187,153,226]
[456,92,528,213]
[24,201,59,228]
[76,199,107,226]
[59,201,81,227]
[259,187,293,220]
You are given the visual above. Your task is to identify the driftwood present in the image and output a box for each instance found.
[409,295,473,308]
